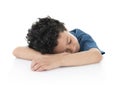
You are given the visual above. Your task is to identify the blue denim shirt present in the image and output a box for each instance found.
[70,29,105,55]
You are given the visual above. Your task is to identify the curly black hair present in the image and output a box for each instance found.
[26,16,67,54]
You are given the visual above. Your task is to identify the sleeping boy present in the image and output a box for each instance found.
[13,16,105,71]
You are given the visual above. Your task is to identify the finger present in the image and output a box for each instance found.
[36,65,48,72]
[32,64,40,71]
[32,63,45,71]
[31,60,37,68]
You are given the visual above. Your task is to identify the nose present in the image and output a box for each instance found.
[72,45,76,53]
[67,44,76,53]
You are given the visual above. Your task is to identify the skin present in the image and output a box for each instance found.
[53,31,80,53]
[13,30,103,72]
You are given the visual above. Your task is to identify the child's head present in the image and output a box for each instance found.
[26,17,80,54]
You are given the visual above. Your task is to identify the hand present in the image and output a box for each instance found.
[31,55,63,72]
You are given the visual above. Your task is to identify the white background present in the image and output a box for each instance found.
[0,0,120,88]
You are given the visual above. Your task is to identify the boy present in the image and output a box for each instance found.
[13,16,105,72]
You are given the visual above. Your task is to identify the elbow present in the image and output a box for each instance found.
[96,53,103,63]
[12,48,17,57]
[12,47,20,58]
[94,49,103,63]
[90,48,103,63]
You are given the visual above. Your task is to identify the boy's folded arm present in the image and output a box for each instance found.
[12,46,69,61]
[12,46,102,67]
[12,46,43,61]
[60,48,103,67]
[30,48,103,71]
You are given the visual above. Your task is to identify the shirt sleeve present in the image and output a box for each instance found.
[71,29,105,55]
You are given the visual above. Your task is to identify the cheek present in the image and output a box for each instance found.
[55,43,66,53]
[71,36,78,44]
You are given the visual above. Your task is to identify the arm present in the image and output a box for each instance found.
[12,46,42,61]
[60,48,102,66]
[31,48,102,71]
[12,46,69,61]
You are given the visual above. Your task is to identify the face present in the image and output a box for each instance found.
[54,31,80,53]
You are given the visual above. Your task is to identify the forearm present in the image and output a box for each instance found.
[60,48,102,67]
[12,46,42,61]
[12,46,70,61]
